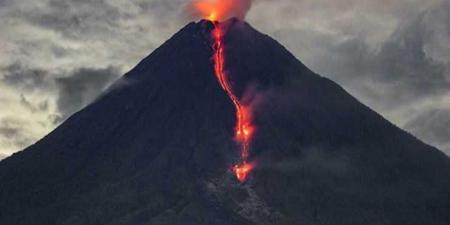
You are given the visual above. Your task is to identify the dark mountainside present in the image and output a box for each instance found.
[1,19,449,225]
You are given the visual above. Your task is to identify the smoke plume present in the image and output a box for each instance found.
[186,0,253,21]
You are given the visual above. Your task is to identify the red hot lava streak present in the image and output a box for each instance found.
[212,24,254,182]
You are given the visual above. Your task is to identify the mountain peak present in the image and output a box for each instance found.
[1,19,450,225]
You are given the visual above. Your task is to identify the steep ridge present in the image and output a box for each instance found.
[0,19,449,225]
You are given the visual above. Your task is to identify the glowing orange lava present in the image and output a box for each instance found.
[193,0,237,21]
[233,163,254,182]
[212,24,254,182]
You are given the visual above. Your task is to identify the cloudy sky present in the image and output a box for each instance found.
[0,0,449,160]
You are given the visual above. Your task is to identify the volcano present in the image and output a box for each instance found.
[1,19,450,225]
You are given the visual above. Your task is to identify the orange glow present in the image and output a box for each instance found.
[212,23,254,182]
[233,162,254,182]
[193,0,236,21]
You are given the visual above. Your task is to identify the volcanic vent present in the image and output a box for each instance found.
[1,18,450,225]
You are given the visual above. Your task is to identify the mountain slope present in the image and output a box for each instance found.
[0,19,449,225]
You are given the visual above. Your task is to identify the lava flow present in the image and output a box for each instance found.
[212,24,254,182]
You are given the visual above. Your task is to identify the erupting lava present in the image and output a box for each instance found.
[191,0,255,182]
[212,25,254,182]
[190,0,252,22]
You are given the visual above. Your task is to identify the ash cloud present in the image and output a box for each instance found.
[186,0,252,20]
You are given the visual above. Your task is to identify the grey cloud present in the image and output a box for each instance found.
[405,108,450,154]
[0,117,36,150]
[422,1,450,63]
[346,14,449,110]
[282,2,449,109]
[0,61,120,121]
[374,15,449,97]
[0,126,20,139]
[249,0,449,155]
[28,0,123,39]
[56,66,120,121]
[22,0,186,41]
[20,94,49,113]
[1,63,51,91]
[138,0,184,17]
[341,14,445,102]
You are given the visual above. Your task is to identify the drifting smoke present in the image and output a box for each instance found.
[186,0,252,21]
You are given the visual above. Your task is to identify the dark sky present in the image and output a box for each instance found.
[0,0,449,158]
